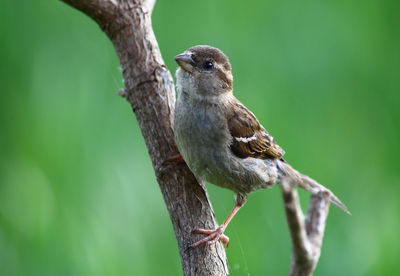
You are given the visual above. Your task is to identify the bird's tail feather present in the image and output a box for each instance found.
[277,160,350,214]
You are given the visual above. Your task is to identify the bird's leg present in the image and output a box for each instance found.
[162,153,185,166]
[190,194,247,248]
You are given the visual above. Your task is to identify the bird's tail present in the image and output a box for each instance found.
[277,160,350,214]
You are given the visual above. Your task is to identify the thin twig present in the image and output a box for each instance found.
[281,178,331,276]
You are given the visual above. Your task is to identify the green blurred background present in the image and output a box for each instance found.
[1,0,399,275]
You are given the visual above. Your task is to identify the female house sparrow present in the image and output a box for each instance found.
[173,45,348,248]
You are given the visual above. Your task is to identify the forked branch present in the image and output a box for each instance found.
[281,179,331,276]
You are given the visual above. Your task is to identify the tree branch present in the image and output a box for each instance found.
[60,0,228,275]
[281,179,331,276]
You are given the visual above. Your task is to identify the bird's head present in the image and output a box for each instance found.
[175,45,233,98]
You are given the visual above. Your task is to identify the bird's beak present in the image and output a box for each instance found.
[175,53,195,73]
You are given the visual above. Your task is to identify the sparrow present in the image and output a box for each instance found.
[173,45,348,248]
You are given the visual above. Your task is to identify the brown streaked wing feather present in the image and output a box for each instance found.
[227,101,284,159]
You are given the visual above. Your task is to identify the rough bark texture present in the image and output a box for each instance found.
[59,0,228,275]
[281,179,331,276]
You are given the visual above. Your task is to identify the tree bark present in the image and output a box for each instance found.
[59,0,228,275]
[281,179,331,276]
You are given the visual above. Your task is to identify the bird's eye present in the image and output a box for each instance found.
[203,61,214,70]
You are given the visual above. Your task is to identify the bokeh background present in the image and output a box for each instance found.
[1,0,399,275]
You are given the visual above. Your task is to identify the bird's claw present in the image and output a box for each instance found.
[189,226,229,248]
[159,154,185,175]
[162,154,184,167]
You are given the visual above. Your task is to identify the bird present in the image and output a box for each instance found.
[172,45,348,248]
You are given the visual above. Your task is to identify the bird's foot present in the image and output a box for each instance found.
[159,154,185,175]
[189,226,229,248]
[162,154,184,166]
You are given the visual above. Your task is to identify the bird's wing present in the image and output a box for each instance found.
[227,100,285,159]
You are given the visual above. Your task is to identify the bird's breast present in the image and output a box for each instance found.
[174,96,231,175]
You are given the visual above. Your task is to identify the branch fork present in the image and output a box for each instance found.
[281,178,331,276]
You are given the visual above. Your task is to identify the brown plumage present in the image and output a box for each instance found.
[228,99,285,159]
[188,45,232,71]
